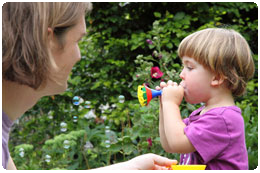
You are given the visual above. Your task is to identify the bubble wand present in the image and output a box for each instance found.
[137,84,162,106]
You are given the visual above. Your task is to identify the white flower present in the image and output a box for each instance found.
[99,103,110,111]
[84,141,94,150]
[84,109,96,119]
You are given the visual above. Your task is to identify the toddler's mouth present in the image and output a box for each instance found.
[180,81,187,98]
[180,81,185,88]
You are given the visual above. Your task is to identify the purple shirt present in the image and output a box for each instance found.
[2,111,13,169]
[180,106,248,170]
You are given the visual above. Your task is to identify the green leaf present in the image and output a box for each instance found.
[187,103,196,111]
[141,113,155,123]
[109,143,122,152]
[122,144,135,155]
[68,76,81,85]
[141,141,149,148]
[174,12,185,20]
[148,44,155,49]
[67,162,79,170]
[166,42,173,49]
[154,12,161,18]
[244,105,251,117]
[139,127,150,137]
[90,81,102,90]
[122,136,132,143]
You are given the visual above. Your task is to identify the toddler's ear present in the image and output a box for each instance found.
[211,74,225,86]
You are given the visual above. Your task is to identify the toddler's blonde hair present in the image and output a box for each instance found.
[178,28,255,96]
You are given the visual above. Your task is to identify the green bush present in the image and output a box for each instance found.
[9,2,257,170]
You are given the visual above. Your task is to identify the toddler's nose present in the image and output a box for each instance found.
[179,70,185,80]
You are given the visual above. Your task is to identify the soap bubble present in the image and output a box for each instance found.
[105,140,111,148]
[19,148,24,158]
[105,129,118,144]
[19,151,24,157]
[45,154,51,163]
[63,140,70,149]
[79,98,84,103]
[60,122,67,132]
[48,111,54,120]
[72,96,84,106]
[72,96,80,105]
[84,101,91,109]
[73,116,78,123]
[105,126,110,130]
[118,95,125,103]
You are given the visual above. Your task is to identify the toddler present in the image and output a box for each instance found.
[157,28,254,170]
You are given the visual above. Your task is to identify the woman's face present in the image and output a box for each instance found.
[45,16,86,95]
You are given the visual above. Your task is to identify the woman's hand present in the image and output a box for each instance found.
[127,153,178,170]
[95,153,177,170]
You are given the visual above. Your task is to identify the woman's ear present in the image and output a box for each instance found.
[48,27,54,37]
[47,28,59,51]
[47,27,55,48]
[211,74,225,87]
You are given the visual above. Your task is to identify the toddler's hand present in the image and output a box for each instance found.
[156,81,169,103]
[155,81,167,91]
[155,80,178,90]
[161,80,184,106]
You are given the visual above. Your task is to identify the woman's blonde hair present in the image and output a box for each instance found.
[178,28,255,96]
[2,2,92,89]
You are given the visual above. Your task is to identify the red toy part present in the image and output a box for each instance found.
[144,85,152,105]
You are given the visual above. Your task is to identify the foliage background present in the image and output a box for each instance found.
[8,2,258,170]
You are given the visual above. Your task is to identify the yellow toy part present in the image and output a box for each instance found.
[137,85,147,106]
[171,165,206,170]
[137,84,162,106]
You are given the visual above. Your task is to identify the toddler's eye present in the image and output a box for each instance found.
[187,66,193,70]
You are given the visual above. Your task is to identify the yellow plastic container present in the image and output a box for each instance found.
[171,165,206,170]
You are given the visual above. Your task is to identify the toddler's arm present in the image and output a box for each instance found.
[156,83,172,152]
[160,81,195,153]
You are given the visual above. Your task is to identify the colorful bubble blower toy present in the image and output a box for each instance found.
[137,84,162,106]
[169,164,206,170]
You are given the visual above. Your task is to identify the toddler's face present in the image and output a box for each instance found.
[179,56,215,104]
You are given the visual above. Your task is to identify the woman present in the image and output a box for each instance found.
[2,2,177,170]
